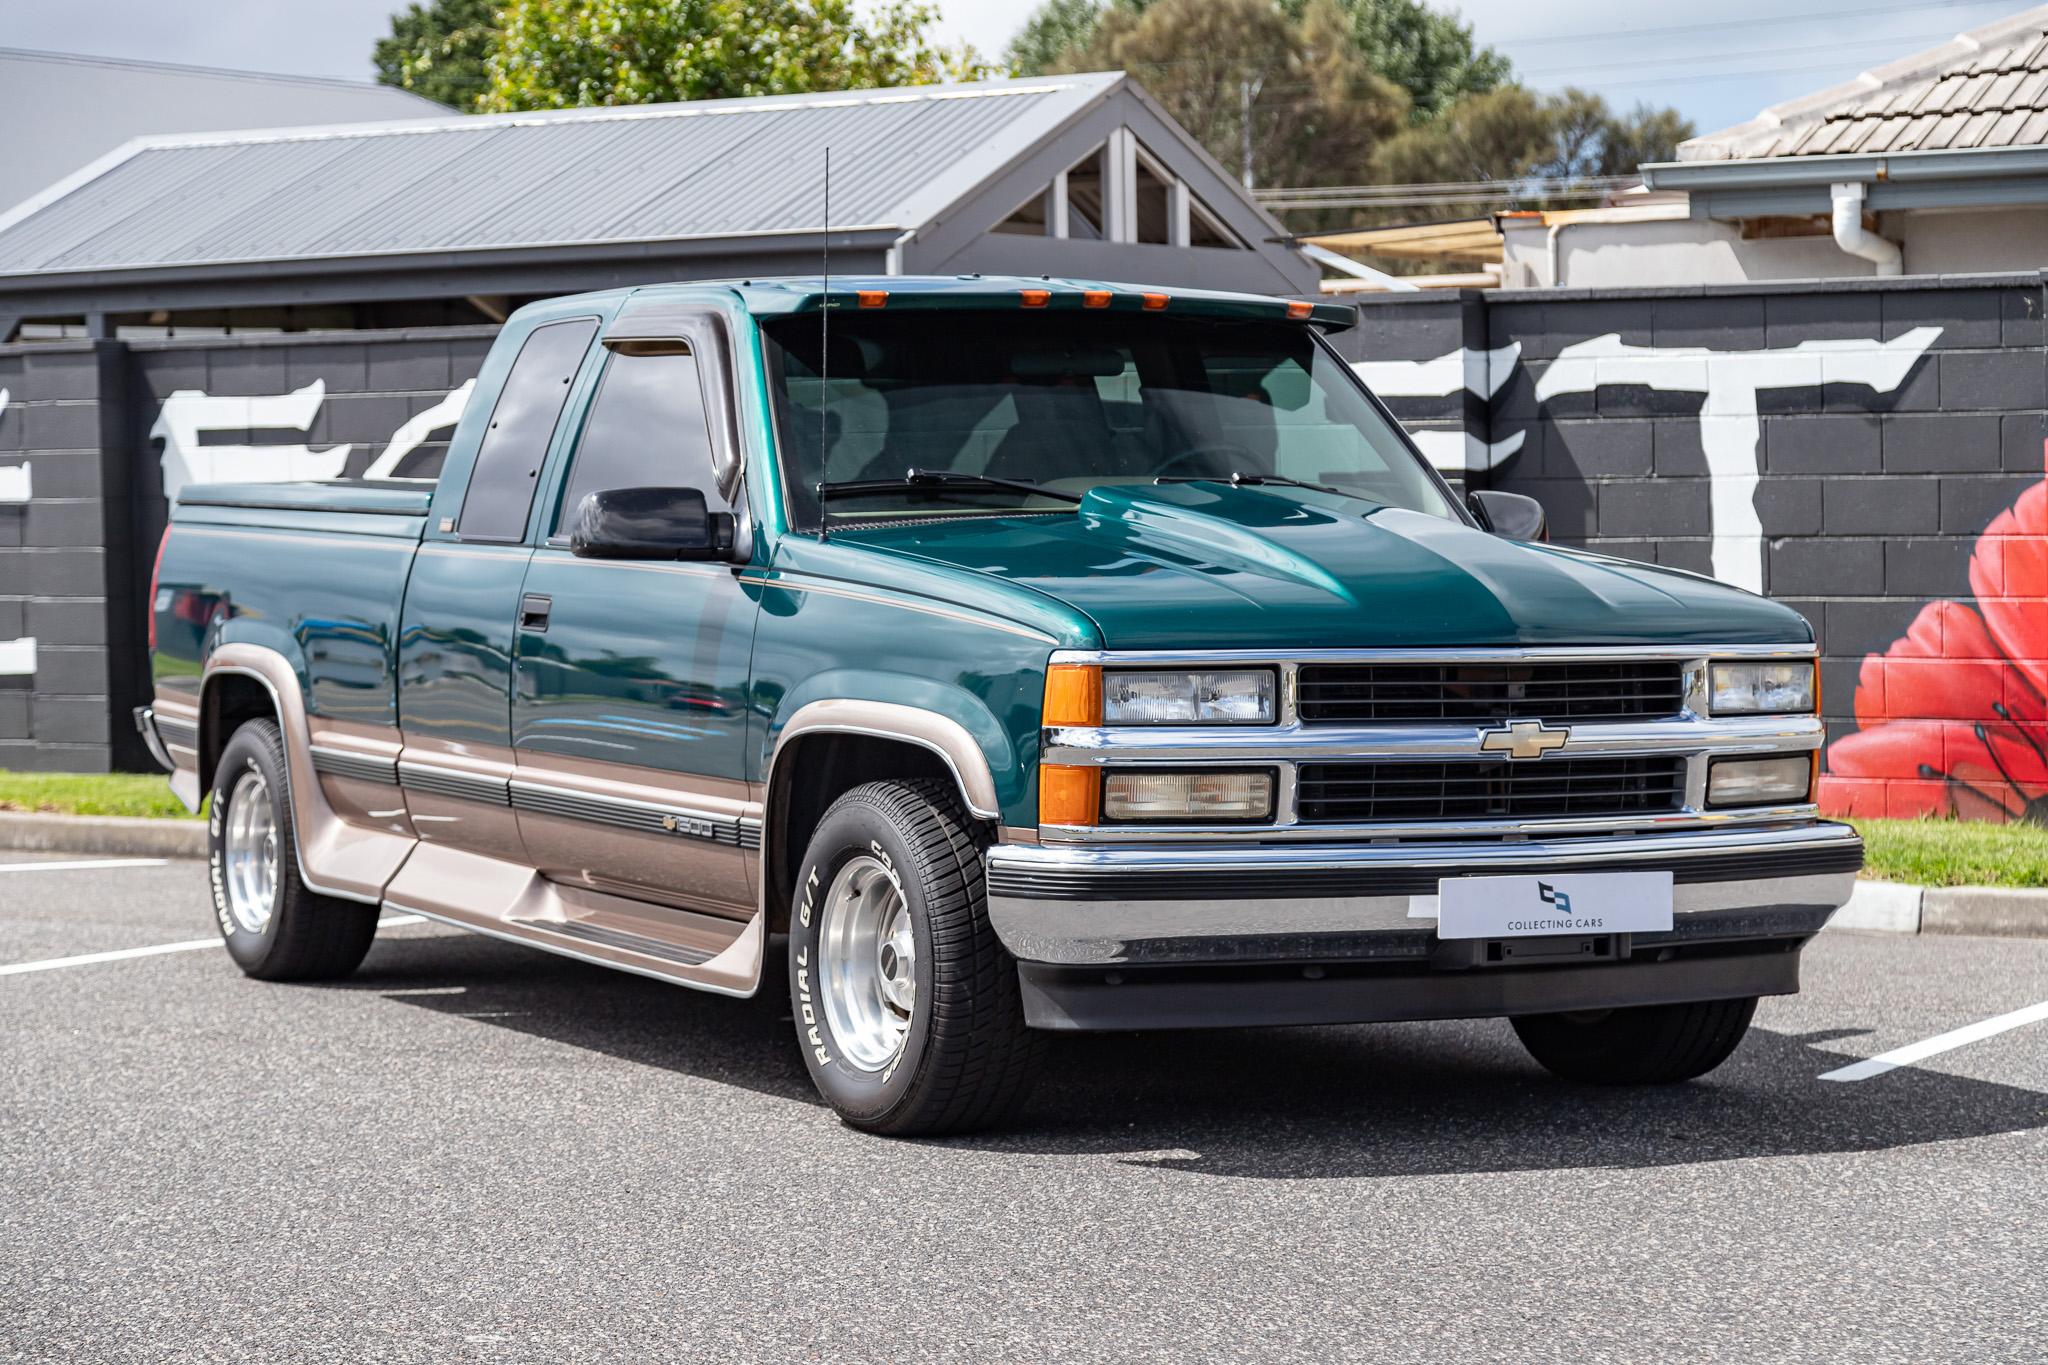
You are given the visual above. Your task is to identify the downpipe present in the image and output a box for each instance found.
[1831,182,1902,275]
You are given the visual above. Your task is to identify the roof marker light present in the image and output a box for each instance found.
[1142,293,1168,311]
[1020,289,1050,308]
[857,291,887,308]
[1286,301,1314,320]
[1083,291,1112,308]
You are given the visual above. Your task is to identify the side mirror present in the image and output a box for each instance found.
[570,486,735,561]
[1467,489,1547,541]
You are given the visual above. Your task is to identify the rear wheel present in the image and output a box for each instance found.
[209,719,378,981]
[789,779,1043,1136]
[1511,997,1757,1084]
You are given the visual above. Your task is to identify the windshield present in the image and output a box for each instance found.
[760,310,1458,528]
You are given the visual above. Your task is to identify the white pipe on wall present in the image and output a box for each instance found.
[1831,182,1902,275]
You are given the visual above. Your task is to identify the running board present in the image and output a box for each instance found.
[508,917,717,967]
[381,840,760,997]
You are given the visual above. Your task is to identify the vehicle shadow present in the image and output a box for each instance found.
[339,928,821,1105]
[340,931,2048,1177]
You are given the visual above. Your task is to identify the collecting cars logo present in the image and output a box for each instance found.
[1505,879,1600,933]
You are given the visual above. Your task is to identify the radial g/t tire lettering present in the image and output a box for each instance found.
[208,718,379,982]
[1511,996,1758,1085]
[789,779,1044,1136]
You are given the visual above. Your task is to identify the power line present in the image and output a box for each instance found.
[1493,0,2011,50]
[1519,28,1970,79]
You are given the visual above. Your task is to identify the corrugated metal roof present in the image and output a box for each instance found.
[0,74,1119,277]
[0,47,445,214]
[1681,4,2048,160]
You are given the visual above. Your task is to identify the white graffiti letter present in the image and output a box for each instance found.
[149,380,350,503]
[1534,328,1941,593]
[1353,345,1526,474]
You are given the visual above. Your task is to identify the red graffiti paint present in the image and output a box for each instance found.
[1819,445,2048,823]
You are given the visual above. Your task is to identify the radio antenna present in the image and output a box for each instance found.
[818,145,831,542]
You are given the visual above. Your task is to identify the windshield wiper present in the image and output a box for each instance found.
[1153,471,1360,499]
[817,468,1084,505]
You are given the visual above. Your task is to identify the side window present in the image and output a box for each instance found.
[456,318,599,540]
[553,350,726,535]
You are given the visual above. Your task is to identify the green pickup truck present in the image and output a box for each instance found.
[140,275,1860,1134]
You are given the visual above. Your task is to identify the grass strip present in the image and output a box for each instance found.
[0,771,202,820]
[1853,817,2048,889]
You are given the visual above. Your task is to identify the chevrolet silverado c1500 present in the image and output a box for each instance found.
[139,275,1863,1135]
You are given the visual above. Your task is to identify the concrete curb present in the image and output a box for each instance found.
[1830,879,2048,939]
[0,812,206,859]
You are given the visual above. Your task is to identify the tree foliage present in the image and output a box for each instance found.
[373,0,499,112]
[1341,0,1511,124]
[1374,86,1695,183]
[483,0,982,109]
[1053,0,1408,189]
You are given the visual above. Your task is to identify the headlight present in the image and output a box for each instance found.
[1103,770,1274,822]
[1710,661,1815,715]
[1102,670,1275,724]
[1707,755,1812,806]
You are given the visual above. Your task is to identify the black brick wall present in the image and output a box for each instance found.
[0,327,497,771]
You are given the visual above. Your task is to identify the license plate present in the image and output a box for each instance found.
[1433,871,1674,939]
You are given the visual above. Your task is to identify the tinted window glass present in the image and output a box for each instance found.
[761,310,1454,529]
[553,351,725,535]
[457,318,598,540]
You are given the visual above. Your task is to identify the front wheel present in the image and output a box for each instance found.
[209,718,379,981]
[1511,997,1758,1084]
[789,779,1043,1136]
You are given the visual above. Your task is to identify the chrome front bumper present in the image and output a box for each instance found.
[987,822,1862,968]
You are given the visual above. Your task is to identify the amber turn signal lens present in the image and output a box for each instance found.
[1083,291,1113,308]
[1020,289,1050,308]
[1286,300,1314,319]
[857,291,888,308]
[1039,765,1100,826]
[1142,293,1168,310]
[1042,663,1101,726]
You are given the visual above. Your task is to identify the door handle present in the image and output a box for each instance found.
[520,593,552,631]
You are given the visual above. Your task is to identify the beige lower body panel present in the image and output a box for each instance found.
[511,753,758,919]
[382,840,763,997]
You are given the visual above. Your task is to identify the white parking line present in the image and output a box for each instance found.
[1819,998,2048,1082]
[0,859,169,874]
[0,914,428,977]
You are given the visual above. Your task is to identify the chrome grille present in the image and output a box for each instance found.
[1295,661,1686,725]
[1297,756,1687,824]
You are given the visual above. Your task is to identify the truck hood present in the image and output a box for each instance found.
[842,483,1811,649]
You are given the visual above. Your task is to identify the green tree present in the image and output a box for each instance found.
[1374,85,1695,184]
[483,0,984,111]
[373,0,500,112]
[1055,0,1408,189]
[1342,0,1510,124]
[1008,0,1107,76]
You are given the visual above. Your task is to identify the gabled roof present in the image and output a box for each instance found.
[0,47,446,213]
[0,75,1124,278]
[1681,4,2048,160]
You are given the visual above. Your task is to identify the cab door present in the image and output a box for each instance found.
[510,329,759,917]
[396,315,601,863]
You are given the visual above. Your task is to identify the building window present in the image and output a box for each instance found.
[990,130,1245,251]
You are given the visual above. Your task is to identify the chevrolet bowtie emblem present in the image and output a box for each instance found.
[1480,720,1570,760]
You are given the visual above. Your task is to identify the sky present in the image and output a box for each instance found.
[0,0,2036,141]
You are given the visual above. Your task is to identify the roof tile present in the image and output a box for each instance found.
[1680,6,2048,159]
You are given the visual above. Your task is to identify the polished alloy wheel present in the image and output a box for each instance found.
[223,768,279,935]
[819,854,916,1070]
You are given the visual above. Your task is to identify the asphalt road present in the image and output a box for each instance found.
[3,854,2045,1363]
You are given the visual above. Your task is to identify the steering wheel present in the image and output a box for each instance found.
[1149,443,1270,482]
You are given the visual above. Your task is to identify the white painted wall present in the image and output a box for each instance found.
[1894,206,2048,275]
[1501,204,2048,288]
